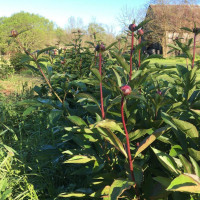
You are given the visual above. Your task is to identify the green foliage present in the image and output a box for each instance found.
[0,12,55,54]
[1,20,200,200]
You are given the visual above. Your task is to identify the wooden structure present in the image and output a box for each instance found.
[143,4,200,57]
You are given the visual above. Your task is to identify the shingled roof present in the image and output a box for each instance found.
[146,4,200,31]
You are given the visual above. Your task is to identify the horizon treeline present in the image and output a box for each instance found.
[0,12,117,56]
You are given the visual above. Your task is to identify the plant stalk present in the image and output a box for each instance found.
[138,36,141,68]
[192,33,196,69]
[129,32,134,81]
[121,96,135,181]
[121,96,140,199]
[99,52,105,119]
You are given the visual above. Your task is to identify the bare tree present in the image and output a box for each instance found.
[117,5,138,32]
[66,16,84,33]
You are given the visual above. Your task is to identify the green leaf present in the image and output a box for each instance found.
[190,156,200,177]
[108,179,134,200]
[180,27,193,33]
[178,155,193,174]
[110,51,129,73]
[20,54,33,63]
[151,147,179,175]
[93,119,124,135]
[172,118,199,140]
[188,148,200,161]
[168,44,182,51]
[49,109,63,124]
[76,93,100,110]
[59,193,86,197]
[25,64,39,72]
[136,19,152,30]
[129,128,153,141]
[90,185,110,198]
[112,68,122,87]
[105,41,118,50]
[190,109,200,116]
[161,112,177,129]
[153,176,172,188]
[96,128,127,158]
[167,173,200,193]
[23,106,36,116]
[64,155,96,164]
[37,46,56,56]
[67,116,87,127]
[91,68,101,81]
[134,127,169,158]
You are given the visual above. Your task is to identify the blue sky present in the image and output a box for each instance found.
[0,0,148,32]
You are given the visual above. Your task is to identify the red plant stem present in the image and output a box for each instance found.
[121,96,135,181]
[99,53,105,120]
[192,33,196,69]
[129,32,134,81]
[138,36,141,68]
[121,96,140,199]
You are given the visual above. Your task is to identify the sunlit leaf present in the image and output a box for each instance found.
[167,173,200,193]
[108,179,134,200]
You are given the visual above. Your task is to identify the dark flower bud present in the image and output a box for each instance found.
[129,24,137,32]
[95,44,100,51]
[138,29,144,36]
[121,85,132,96]
[193,28,200,35]
[95,43,105,52]
[11,30,18,37]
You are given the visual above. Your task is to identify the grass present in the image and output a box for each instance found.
[149,56,200,67]
[0,72,42,96]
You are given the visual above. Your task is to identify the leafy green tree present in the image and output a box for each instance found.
[0,12,56,54]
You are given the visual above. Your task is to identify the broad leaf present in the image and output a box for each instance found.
[49,109,63,124]
[76,93,100,110]
[180,27,193,33]
[37,46,56,56]
[96,128,127,158]
[59,193,86,197]
[172,118,199,140]
[91,68,101,81]
[178,155,193,174]
[167,173,200,193]
[188,148,200,161]
[108,179,134,200]
[190,156,200,177]
[112,68,122,87]
[134,127,169,158]
[151,147,179,175]
[129,128,153,141]
[93,119,124,135]
[105,41,118,50]
[64,155,95,164]
[67,116,87,127]
[110,51,129,73]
